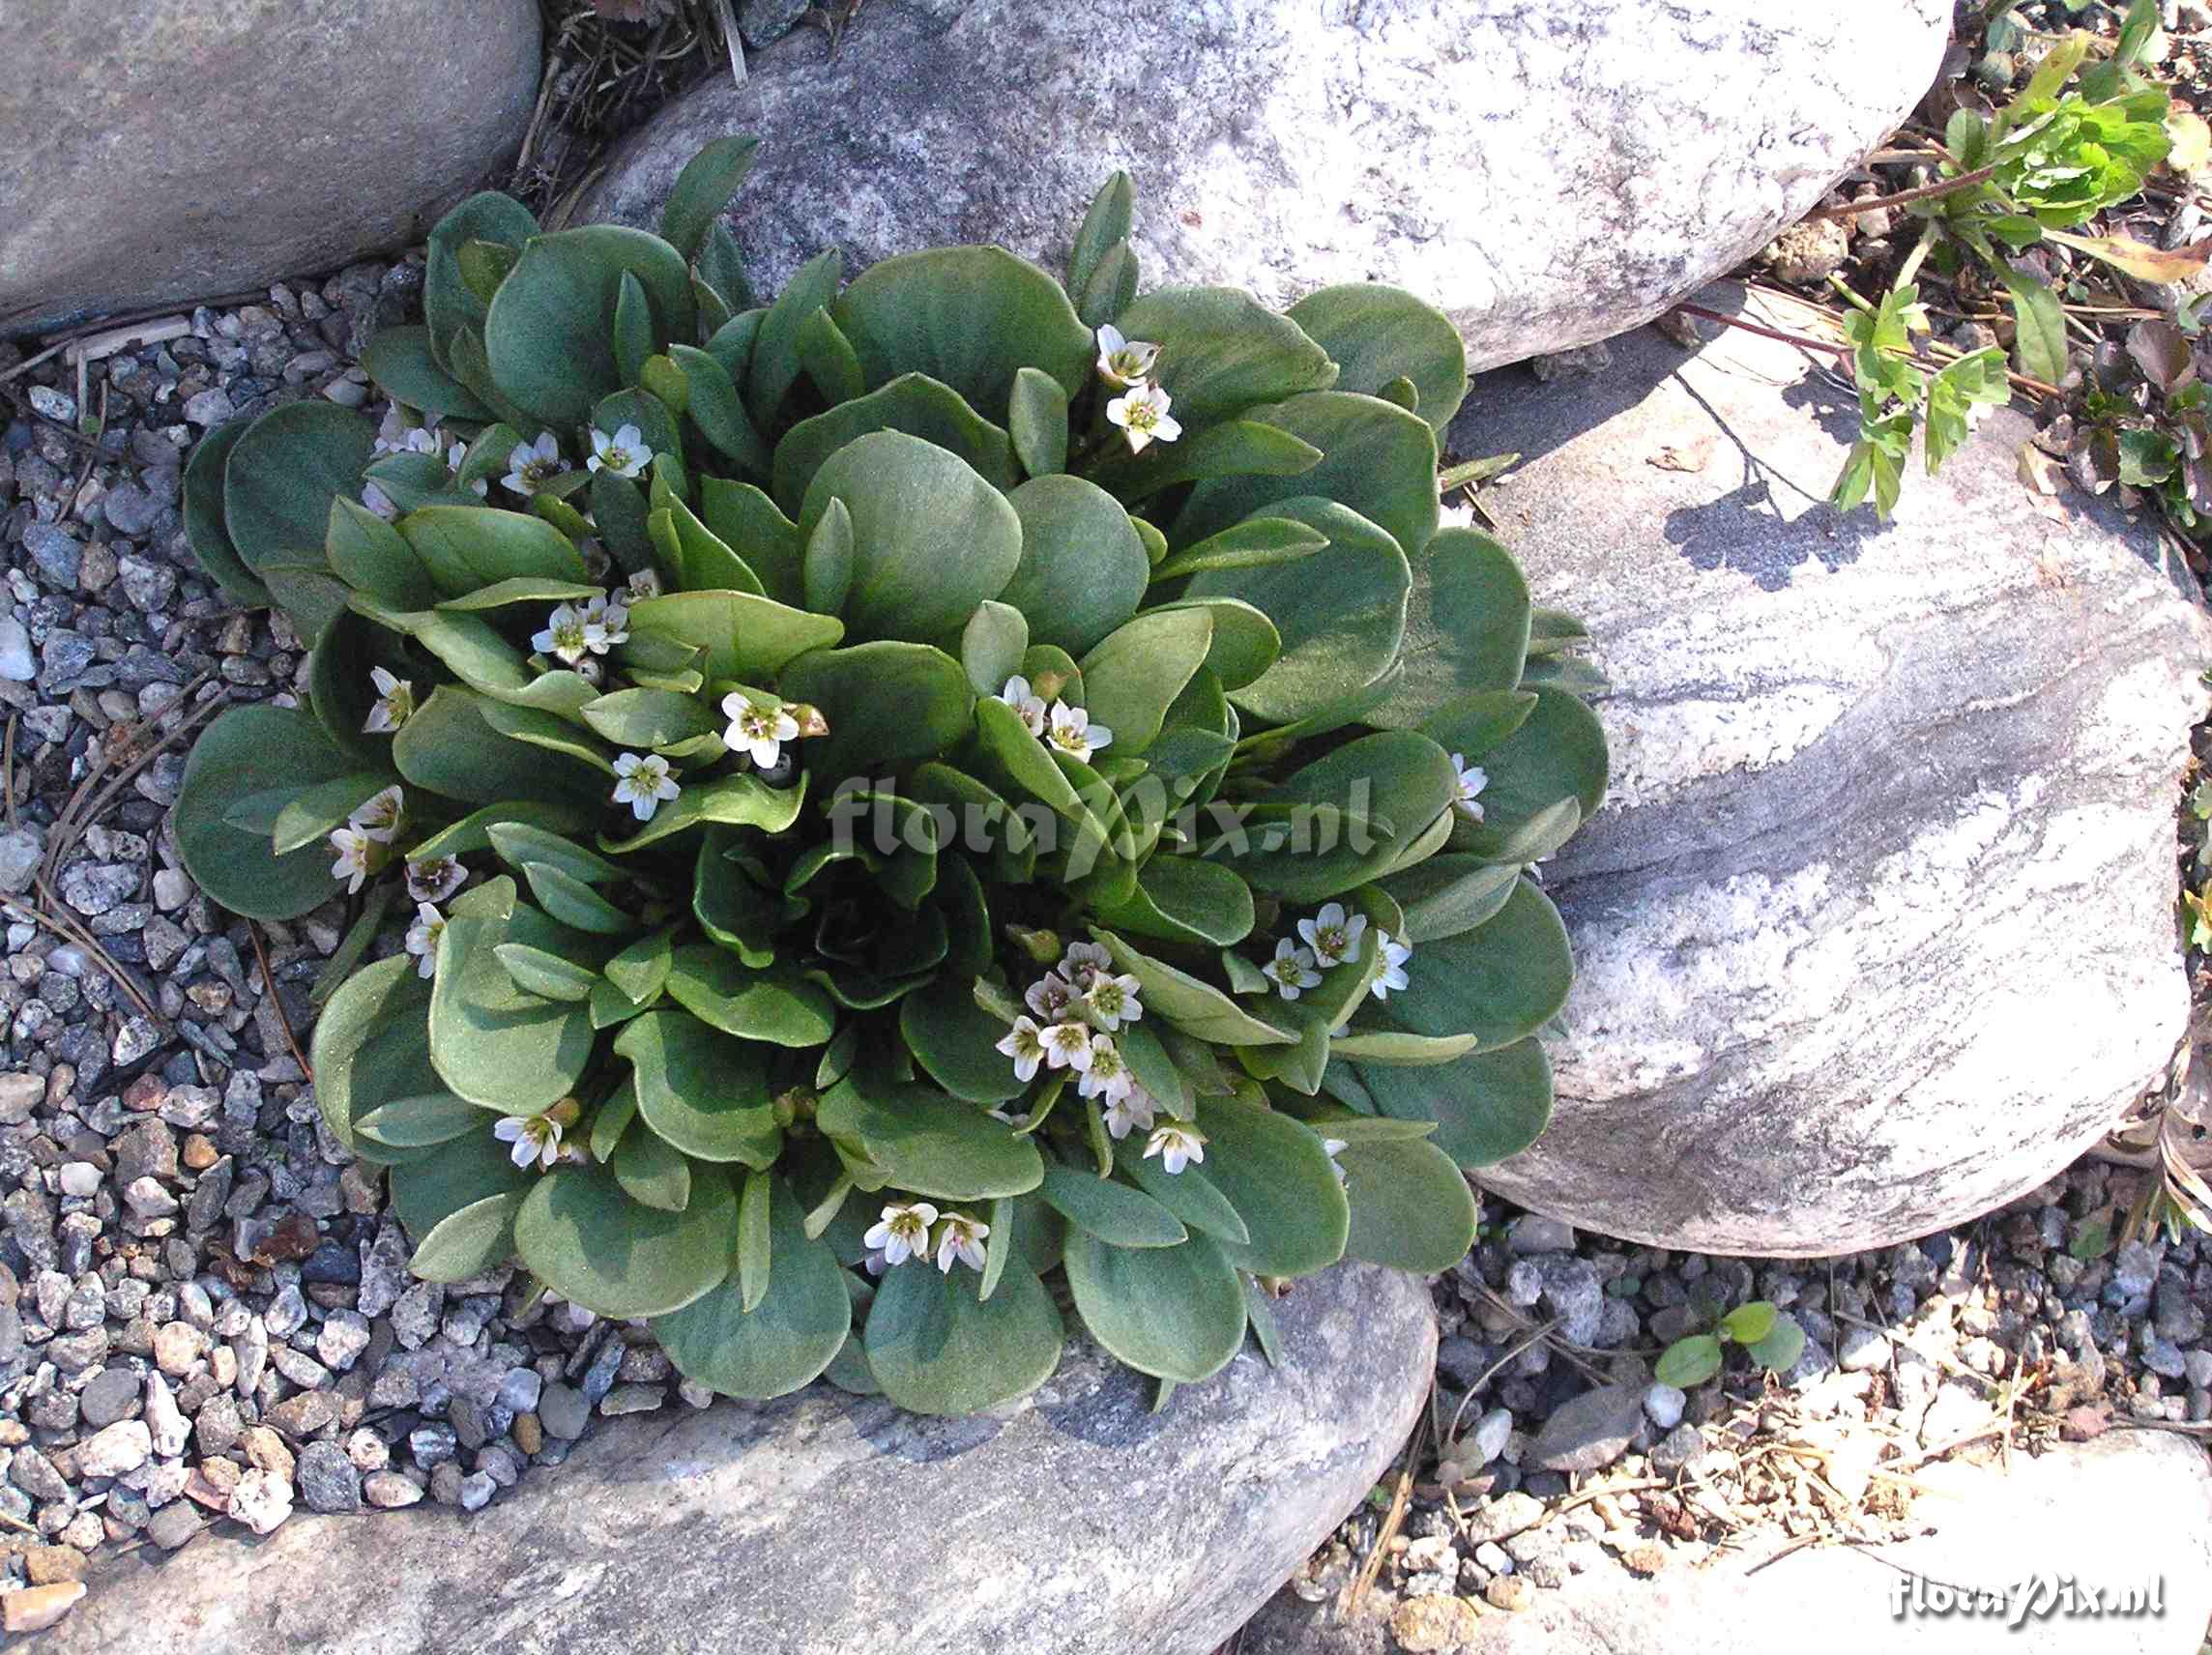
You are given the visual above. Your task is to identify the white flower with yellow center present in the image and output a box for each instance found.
[532,602,601,666]
[720,694,801,769]
[626,566,663,601]
[1145,1122,1207,1176]
[862,1200,940,1267]
[1450,753,1489,822]
[1369,933,1413,1001]
[933,1211,991,1274]
[349,785,405,843]
[1041,1020,1095,1072]
[1106,382,1181,453]
[406,856,467,904]
[1101,1088,1157,1141]
[610,752,680,822]
[1045,700,1112,763]
[1095,324,1163,389]
[587,422,651,479]
[404,902,446,979]
[1061,940,1114,981]
[997,675,1047,737]
[502,430,564,496]
[582,593,629,649]
[1295,901,1368,971]
[328,826,381,894]
[1081,971,1143,1031]
[492,1111,565,1172]
[363,666,415,735]
[1077,1034,1134,1104]
[1262,937,1322,1001]
[996,1016,1047,1083]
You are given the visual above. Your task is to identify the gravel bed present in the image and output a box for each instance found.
[1274,1154,2211,1645]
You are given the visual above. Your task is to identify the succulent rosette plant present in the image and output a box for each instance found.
[173,138,1609,1413]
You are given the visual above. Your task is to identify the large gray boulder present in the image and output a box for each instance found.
[577,0,1950,370]
[53,1263,1432,1655]
[1244,1432,2212,1654]
[1,1,541,335]
[1459,295,2212,1255]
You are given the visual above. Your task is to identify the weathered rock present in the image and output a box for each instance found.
[58,1264,1428,1655]
[578,0,1948,370]
[1453,294,2212,1253]
[1,1,541,334]
[1528,1383,1643,1474]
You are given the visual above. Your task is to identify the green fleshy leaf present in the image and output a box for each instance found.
[1364,529,1532,728]
[1038,1165,1187,1247]
[610,1120,691,1211]
[832,246,1093,415]
[1008,365,1070,477]
[901,980,1031,1103]
[181,418,270,606]
[748,248,842,420]
[1193,1095,1349,1277]
[863,1255,1063,1415]
[599,769,806,855]
[616,1006,781,1166]
[1388,878,1573,1048]
[174,705,361,921]
[514,1161,736,1320]
[1112,286,1338,426]
[1285,284,1470,434]
[817,1080,1045,1202]
[484,225,695,426]
[1075,606,1214,756]
[425,191,538,375]
[407,1191,523,1283]
[392,686,604,807]
[224,402,374,583]
[1092,929,1293,1046]
[1336,1135,1477,1271]
[362,323,492,424]
[658,134,760,261]
[664,944,835,1048]
[999,475,1151,656]
[391,1128,532,1238]
[1354,1037,1554,1169]
[797,430,1022,644]
[427,912,597,1115]
[652,1174,853,1400]
[780,641,973,778]
[312,955,442,1163]
[627,589,844,683]
[1063,1229,1246,1381]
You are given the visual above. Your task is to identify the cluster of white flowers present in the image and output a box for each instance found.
[328,784,405,894]
[990,940,1207,1173]
[1243,899,1413,1006]
[862,1200,991,1275]
[399,856,469,978]
[532,589,632,669]
[1095,325,1182,455]
[362,410,487,518]
[995,676,1112,764]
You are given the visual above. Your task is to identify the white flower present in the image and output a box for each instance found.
[1041,1021,1095,1072]
[1095,324,1163,389]
[532,602,602,666]
[406,857,467,905]
[997,675,1047,737]
[1025,973,1075,1022]
[1322,1136,1350,1187]
[862,1200,940,1267]
[1438,500,1476,531]
[1106,382,1182,453]
[363,665,415,735]
[328,826,380,894]
[1077,1034,1134,1104]
[626,567,663,601]
[582,593,629,649]
[361,480,398,521]
[1145,1122,1208,1176]
[610,752,680,822]
[996,1016,1047,1083]
[1369,933,1413,1002]
[720,694,800,769]
[492,1112,564,1172]
[1081,971,1144,1031]
[1296,902,1369,971]
[933,1211,991,1274]
[404,902,446,979]
[587,422,650,479]
[1451,753,1489,822]
[349,785,405,843]
[1060,940,1114,982]
[502,430,563,497]
[1262,937,1323,1000]
[1045,700,1113,763]
[1101,1088,1157,1141]
[400,425,445,458]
